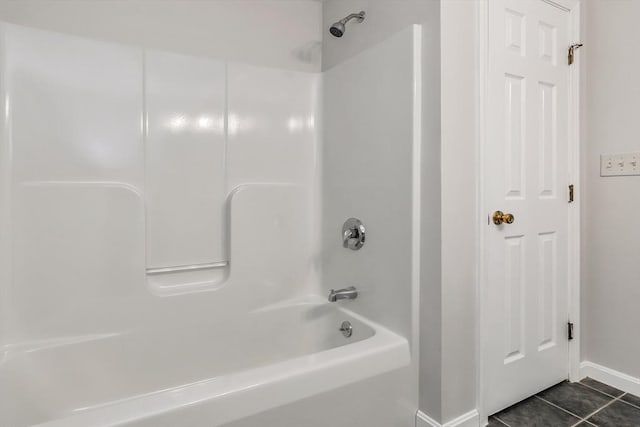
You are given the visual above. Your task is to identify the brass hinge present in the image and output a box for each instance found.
[568,184,574,203]
[568,43,583,65]
[568,322,574,341]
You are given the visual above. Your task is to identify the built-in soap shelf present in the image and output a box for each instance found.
[146,261,229,276]
[146,261,230,296]
[145,183,310,297]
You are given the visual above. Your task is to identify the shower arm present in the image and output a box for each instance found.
[339,12,365,25]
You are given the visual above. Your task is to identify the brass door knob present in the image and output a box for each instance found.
[492,210,515,225]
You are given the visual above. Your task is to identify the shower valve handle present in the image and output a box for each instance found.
[342,218,365,250]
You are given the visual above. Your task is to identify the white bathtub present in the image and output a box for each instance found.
[0,297,410,427]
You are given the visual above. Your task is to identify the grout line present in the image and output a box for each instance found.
[490,415,511,427]
[536,382,626,424]
[580,395,623,424]
[534,395,585,420]
[618,394,640,411]
[578,380,623,399]
[494,379,635,427]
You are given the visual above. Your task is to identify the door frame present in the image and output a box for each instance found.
[476,0,582,422]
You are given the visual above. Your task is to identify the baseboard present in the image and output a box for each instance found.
[580,361,640,396]
[416,411,439,427]
[416,409,479,427]
[415,363,638,427]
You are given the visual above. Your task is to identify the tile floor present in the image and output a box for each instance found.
[489,378,640,427]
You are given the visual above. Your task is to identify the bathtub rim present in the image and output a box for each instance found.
[32,298,410,427]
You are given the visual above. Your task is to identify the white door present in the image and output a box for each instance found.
[485,0,574,415]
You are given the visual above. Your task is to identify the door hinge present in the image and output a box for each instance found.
[568,322,574,341]
[568,184,574,203]
[568,43,583,65]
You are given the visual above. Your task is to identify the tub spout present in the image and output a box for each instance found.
[328,286,358,302]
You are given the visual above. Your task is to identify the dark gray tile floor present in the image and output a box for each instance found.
[489,378,640,426]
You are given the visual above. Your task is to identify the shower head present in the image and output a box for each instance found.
[329,22,346,38]
[329,11,365,38]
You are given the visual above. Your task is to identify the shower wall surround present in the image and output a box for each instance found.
[0,22,320,342]
[320,25,423,426]
[145,51,227,272]
[0,20,422,427]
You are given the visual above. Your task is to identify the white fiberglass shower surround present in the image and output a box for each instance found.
[0,21,423,427]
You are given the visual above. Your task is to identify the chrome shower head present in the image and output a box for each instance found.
[329,11,365,38]
[329,22,346,38]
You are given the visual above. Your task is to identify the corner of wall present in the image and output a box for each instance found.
[438,0,479,423]
[417,0,443,421]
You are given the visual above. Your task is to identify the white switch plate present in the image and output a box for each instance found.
[600,152,640,176]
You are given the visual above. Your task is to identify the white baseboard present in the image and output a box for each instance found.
[417,362,639,427]
[580,361,640,396]
[416,411,439,427]
[415,363,637,427]
[416,409,479,427]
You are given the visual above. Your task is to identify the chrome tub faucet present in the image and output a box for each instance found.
[328,286,358,302]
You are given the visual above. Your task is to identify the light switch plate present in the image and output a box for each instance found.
[600,153,640,176]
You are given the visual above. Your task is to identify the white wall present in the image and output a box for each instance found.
[440,1,478,423]
[0,0,322,72]
[581,0,640,380]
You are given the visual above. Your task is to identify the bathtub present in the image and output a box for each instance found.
[0,297,410,427]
